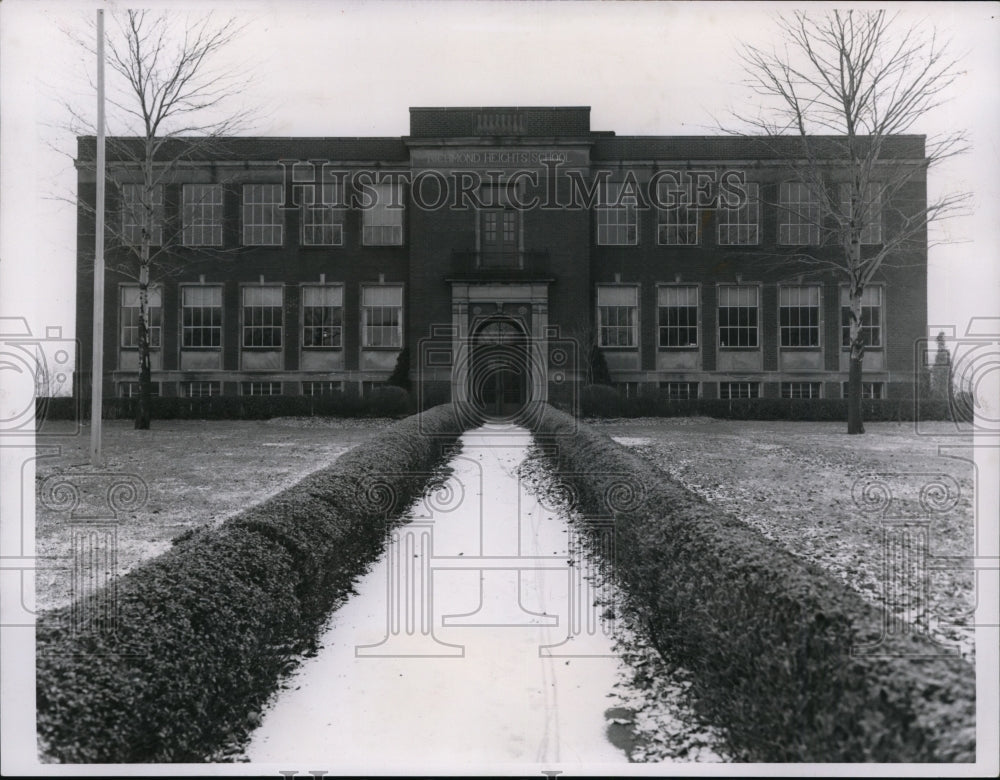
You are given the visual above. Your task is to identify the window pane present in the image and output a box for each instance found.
[719,286,759,348]
[243,184,284,245]
[778,182,820,245]
[181,286,223,348]
[183,184,223,246]
[121,183,164,246]
[362,181,405,246]
[362,285,403,347]
[596,183,638,246]
[657,182,699,245]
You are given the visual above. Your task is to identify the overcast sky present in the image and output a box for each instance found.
[1,3,998,775]
[1,0,997,359]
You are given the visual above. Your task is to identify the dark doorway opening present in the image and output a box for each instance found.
[470,317,529,419]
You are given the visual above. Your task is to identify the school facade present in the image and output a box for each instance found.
[75,106,928,416]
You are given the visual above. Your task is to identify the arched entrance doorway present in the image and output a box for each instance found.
[470,317,529,419]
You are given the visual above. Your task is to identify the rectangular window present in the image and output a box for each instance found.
[362,285,403,347]
[842,381,885,399]
[720,382,759,400]
[660,381,699,400]
[718,181,759,245]
[779,286,821,347]
[718,285,759,348]
[118,381,160,398]
[781,382,822,399]
[120,286,162,348]
[302,381,344,396]
[302,285,343,347]
[479,208,519,267]
[121,183,164,246]
[180,381,220,398]
[301,182,345,246]
[778,182,821,245]
[182,184,223,246]
[181,286,222,348]
[657,181,698,245]
[615,382,641,398]
[362,181,404,246]
[596,183,638,246]
[242,286,283,348]
[841,286,883,348]
[657,286,698,347]
[839,183,882,245]
[240,381,282,396]
[597,285,639,347]
[242,184,284,245]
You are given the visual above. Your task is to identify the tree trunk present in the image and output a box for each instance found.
[847,286,865,435]
[136,280,152,430]
[135,162,154,430]
[847,343,865,435]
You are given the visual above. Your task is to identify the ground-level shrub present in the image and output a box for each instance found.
[535,405,975,763]
[36,404,463,763]
[580,384,622,417]
[36,391,418,422]
[576,393,954,422]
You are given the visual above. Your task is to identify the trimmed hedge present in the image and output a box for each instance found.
[40,390,957,423]
[535,405,975,762]
[37,389,414,422]
[36,404,464,763]
[579,385,955,422]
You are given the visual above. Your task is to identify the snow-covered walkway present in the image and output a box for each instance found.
[244,425,628,771]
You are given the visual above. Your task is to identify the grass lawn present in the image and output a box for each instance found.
[34,414,978,663]
[588,417,976,659]
[34,417,394,611]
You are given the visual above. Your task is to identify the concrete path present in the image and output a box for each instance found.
[244,426,628,771]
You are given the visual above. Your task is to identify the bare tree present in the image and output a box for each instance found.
[65,10,255,429]
[731,9,969,433]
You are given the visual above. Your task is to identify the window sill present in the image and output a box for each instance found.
[657,346,699,351]
[361,345,403,351]
[779,346,822,351]
[718,346,761,351]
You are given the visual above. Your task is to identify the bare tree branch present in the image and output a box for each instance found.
[719,9,969,433]
[61,9,260,429]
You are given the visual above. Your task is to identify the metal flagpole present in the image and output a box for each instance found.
[89,8,105,466]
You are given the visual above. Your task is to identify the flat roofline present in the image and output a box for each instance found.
[409,106,591,111]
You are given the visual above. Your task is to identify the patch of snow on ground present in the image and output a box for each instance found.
[245,427,627,770]
[610,436,652,447]
[243,426,730,769]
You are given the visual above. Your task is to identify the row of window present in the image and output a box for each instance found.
[597,285,882,349]
[124,282,883,352]
[120,182,404,248]
[120,380,342,398]
[121,379,886,400]
[121,284,403,350]
[626,381,885,399]
[596,181,881,246]
[119,180,879,250]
